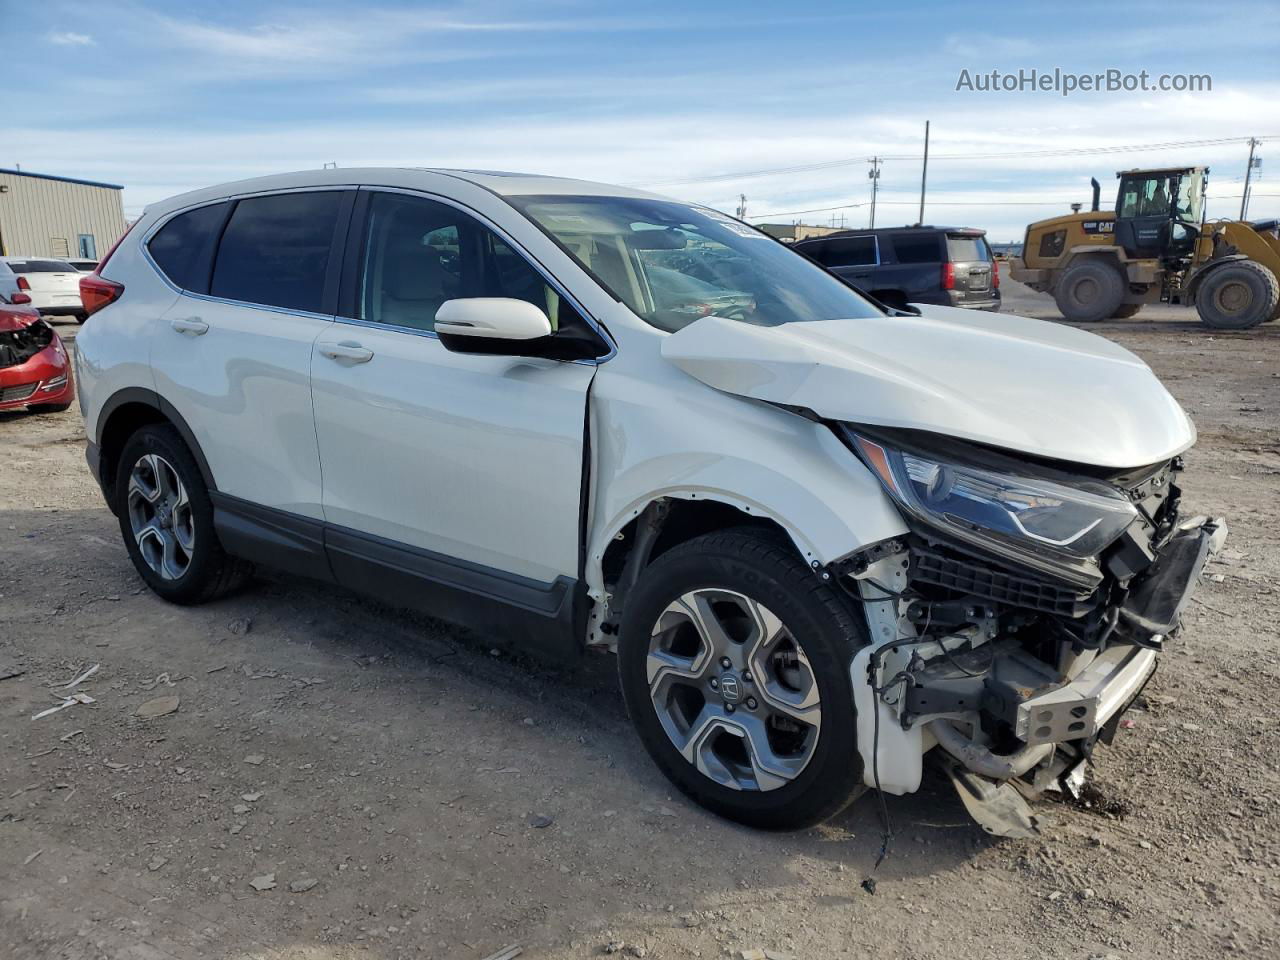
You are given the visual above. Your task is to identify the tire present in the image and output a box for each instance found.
[114,423,251,604]
[1111,303,1143,319]
[1054,259,1125,322]
[28,401,73,413]
[617,529,867,830]
[1196,261,1280,330]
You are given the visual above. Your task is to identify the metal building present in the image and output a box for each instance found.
[0,168,127,261]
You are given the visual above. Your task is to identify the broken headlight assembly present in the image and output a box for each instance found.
[843,428,1137,587]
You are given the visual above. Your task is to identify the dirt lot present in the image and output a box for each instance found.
[3,284,1278,960]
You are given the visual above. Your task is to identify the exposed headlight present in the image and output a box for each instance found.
[847,430,1137,584]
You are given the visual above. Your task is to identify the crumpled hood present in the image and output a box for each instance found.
[661,305,1195,469]
[0,304,41,333]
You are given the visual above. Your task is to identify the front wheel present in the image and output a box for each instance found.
[1196,261,1280,330]
[618,529,866,830]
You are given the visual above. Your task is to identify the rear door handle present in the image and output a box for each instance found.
[319,341,374,364]
[170,317,209,336]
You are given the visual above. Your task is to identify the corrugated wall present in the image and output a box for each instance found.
[0,172,128,259]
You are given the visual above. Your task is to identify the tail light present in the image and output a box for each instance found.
[940,262,956,291]
[80,220,138,318]
[80,274,124,316]
[16,276,30,290]
[11,292,31,304]
[992,260,1000,288]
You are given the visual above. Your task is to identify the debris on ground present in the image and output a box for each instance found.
[289,878,319,893]
[529,814,554,828]
[228,617,253,636]
[243,754,265,765]
[61,663,99,689]
[249,874,276,891]
[479,945,522,960]
[134,694,180,719]
[32,692,95,720]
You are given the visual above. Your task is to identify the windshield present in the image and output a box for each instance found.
[509,195,884,332]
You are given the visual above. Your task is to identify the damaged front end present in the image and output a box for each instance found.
[838,427,1225,837]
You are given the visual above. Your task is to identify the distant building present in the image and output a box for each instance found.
[756,223,851,243]
[0,168,128,260]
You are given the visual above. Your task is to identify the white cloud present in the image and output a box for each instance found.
[48,31,94,46]
[943,35,1038,59]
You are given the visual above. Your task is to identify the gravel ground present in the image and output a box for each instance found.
[2,284,1278,960]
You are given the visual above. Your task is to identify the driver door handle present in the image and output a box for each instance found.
[170,317,209,336]
[320,341,374,364]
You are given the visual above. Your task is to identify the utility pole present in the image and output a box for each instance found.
[868,157,882,228]
[918,121,930,225]
[735,194,747,220]
[1240,138,1260,220]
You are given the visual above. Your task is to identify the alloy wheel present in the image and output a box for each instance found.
[646,589,821,792]
[126,453,195,580]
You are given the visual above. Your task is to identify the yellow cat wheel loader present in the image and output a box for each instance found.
[1011,166,1280,329]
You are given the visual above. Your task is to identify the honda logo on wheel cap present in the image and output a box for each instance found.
[719,673,741,703]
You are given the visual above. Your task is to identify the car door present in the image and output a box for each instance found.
[149,190,353,534]
[310,189,599,614]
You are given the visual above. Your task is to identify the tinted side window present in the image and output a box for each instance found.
[357,192,582,335]
[148,203,227,292]
[889,233,942,264]
[211,192,342,313]
[806,235,877,268]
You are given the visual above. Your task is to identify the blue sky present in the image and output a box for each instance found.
[9,0,1278,239]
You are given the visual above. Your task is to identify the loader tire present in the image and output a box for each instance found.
[1111,304,1143,319]
[1055,259,1125,322]
[1196,260,1280,330]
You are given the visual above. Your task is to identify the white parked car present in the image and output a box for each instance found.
[0,257,86,319]
[74,169,1224,835]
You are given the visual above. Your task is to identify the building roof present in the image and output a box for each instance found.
[0,168,124,190]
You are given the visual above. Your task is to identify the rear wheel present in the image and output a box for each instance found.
[1196,261,1280,330]
[114,424,251,604]
[1054,259,1125,322]
[618,529,866,829]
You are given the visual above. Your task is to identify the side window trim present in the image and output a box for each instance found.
[144,187,355,318]
[336,186,613,360]
[142,200,233,296]
[207,188,356,318]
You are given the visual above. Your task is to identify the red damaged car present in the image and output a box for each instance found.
[0,300,75,414]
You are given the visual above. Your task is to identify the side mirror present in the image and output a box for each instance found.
[435,297,553,354]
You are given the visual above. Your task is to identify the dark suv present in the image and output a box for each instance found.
[793,225,1000,312]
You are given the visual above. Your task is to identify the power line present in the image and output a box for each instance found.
[639,134,1278,188]
[748,191,1279,221]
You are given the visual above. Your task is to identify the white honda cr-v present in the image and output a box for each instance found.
[75,168,1224,835]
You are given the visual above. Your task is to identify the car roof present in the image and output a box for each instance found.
[796,225,985,242]
[142,167,668,218]
[1,256,74,265]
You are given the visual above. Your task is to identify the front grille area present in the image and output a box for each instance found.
[911,547,1094,617]
[1,382,38,403]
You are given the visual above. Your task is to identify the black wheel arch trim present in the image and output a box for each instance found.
[95,387,218,494]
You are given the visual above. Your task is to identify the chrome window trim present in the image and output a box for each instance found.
[140,185,350,324]
[340,185,616,364]
[139,184,616,362]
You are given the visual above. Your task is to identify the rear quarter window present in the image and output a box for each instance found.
[147,202,229,293]
[887,233,942,264]
[210,192,343,313]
